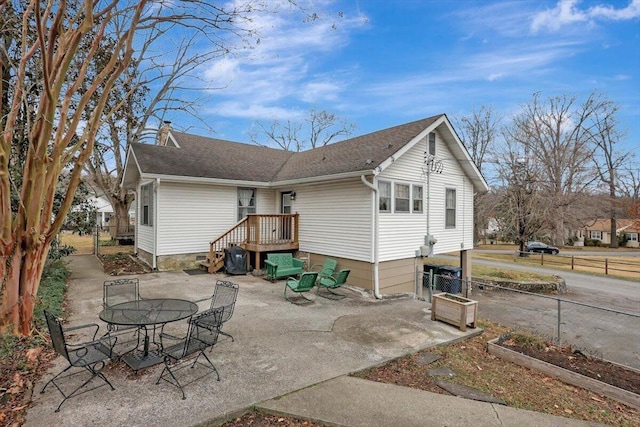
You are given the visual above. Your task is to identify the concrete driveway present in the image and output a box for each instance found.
[26,256,475,426]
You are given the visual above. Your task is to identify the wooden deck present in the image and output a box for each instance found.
[201,214,299,273]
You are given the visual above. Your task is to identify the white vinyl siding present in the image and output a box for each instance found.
[136,182,154,254]
[157,182,237,255]
[379,129,475,259]
[293,179,372,261]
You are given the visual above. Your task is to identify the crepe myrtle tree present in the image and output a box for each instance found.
[0,0,270,336]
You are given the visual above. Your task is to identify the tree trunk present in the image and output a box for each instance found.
[0,241,48,335]
[109,197,131,241]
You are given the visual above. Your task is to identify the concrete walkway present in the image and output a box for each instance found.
[25,255,600,426]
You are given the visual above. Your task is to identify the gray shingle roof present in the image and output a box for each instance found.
[130,115,442,183]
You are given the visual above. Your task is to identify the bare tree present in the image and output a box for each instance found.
[454,105,501,244]
[250,107,356,151]
[503,92,610,245]
[586,97,630,248]
[493,138,546,254]
[619,164,640,217]
[0,0,266,336]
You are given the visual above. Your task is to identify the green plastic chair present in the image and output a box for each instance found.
[309,258,338,282]
[284,271,318,305]
[317,269,350,300]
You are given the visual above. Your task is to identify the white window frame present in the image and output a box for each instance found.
[394,183,410,213]
[140,182,153,226]
[237,187,256,221]
[626,233,638,241]
[591,230,602,240]
[379,181,391,213]
[412,184,423,213]
[445,188,456,228]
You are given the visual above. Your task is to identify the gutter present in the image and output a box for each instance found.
[360,175,382,299]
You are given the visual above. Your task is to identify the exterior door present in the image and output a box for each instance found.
[280,192,292,240]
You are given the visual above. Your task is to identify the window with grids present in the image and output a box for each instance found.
[412,185,423,213]
[445,188,456,228]
[394,183,410,212]
[379,181,391,212]
[591,230,602,240]
[141,183,153,226]
[238,188,256,221]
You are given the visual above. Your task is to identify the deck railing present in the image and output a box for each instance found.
[208,214,299,271]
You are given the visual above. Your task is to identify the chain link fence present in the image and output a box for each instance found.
[421,272,640,369]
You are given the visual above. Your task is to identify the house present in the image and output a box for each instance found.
[581,218,640,247]
[122,114,488,296]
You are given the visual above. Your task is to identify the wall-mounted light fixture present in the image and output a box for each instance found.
[290,191,296,201]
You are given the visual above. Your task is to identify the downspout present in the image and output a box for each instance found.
[360,175,382,299]
[133,189,138,256]
[153,178,159,270]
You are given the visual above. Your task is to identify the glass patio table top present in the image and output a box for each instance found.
[99,298,198,327]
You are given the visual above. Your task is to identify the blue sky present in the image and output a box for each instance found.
[170,0,640,155]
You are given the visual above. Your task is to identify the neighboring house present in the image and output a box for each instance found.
[580,219,640,247]
[90,195,136,228]
[122,114,488,296]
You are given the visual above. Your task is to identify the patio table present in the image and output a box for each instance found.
[99,298,198,371]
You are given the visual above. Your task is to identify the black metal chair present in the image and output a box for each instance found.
[103,278,143,307]
[156,308,223,399]
[40,311,117,412]
[197,280,239,342]
[103,278,143,354]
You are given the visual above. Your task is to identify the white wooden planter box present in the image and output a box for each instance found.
[430,293,477,331]
[488,338,640,410]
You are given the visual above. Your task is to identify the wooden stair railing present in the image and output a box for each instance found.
[202,218,249,273]
[200,214,299,273]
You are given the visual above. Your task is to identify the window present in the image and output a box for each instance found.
[379,181,391,212]
[394,183,410,212]
[591,231,602,240]
[141,183,153,226]
[238,188,256,221]
[626,233,638,242]
[428,132,436,156]
[445,188,456,228]
[412,185,423,213]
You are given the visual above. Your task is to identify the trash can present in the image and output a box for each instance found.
[437,266,462,294]
[224,246,247,275]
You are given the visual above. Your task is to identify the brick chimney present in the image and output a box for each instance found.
[157,121,172,146]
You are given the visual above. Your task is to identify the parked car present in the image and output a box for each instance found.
[526,241,559,254]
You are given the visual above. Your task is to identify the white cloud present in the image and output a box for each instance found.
[531,0,640,33]
[202,2,367,119]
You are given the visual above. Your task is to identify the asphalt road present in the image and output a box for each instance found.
[475,248,640,257]
[439,255,640,369]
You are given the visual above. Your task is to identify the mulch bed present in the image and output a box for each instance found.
[496,337,640,394]
[98,252,150,275]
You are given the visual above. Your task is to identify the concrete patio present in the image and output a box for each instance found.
[26,255,477,426]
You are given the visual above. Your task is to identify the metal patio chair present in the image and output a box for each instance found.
[40,311,117,412]
[317,269,351,300]
[284,271,318,305]
[197,280,239,342]
[102,278,144,354]
[156,308,223,399]
[309,258,338,282]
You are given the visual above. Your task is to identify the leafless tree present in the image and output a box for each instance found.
[0,0,269,336]
[493,138,547,254]
[586,97,631,247]
[619,164,640,217]
[454,105,501,244]
[250,107,356,151]
[503,92,610,245]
